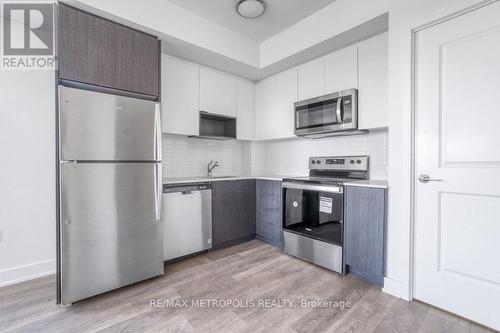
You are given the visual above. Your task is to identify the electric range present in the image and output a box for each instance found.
[281,156,369,274]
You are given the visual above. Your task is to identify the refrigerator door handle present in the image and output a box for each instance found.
[154,163,162,221]
[154,104,162,162]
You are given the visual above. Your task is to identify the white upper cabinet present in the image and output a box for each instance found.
[297,58,325,101]
[200,68,237,117]
[275,68,298,138]
[358,32,389,129]
[236,80,255,140]
[325,45,358,94]
[161,55,200,136]
[255,78,276,140]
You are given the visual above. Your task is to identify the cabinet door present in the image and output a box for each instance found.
[358,33,389,129]
[114,25,159,97]
[161,55,200,136]
[344,186,386,286]
[58,4,115,86]
[255,79,276,140]
[297,58,324,101]
[200,68,237,117]
[275,68,297,138]
[58,4,159,97]
[325,45,358,94]
[256,180,282,247]
[235,180,256,239]
[212,180,256,247]
[256,78,276,140]
[236,80,255,140]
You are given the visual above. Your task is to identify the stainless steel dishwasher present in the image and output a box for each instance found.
[163,183,212,261]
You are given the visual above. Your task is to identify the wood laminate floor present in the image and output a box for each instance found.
[0,240,493,333]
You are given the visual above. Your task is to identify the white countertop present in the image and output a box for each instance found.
[343,180,388,189]
[163,176,388,188]
[163,175,292,184]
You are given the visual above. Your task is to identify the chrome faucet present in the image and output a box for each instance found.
[208,160,219,177]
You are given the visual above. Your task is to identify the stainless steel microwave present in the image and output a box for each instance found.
[294,88,358,138]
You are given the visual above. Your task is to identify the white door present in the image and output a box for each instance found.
[414,2,500,330]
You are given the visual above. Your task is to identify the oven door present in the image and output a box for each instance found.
[294,89,357,136]
[282,182,344,246]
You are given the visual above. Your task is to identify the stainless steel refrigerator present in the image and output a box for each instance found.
[57,86,163,305]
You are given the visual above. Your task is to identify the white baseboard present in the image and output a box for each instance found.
[383,277,411,301]
[0,259,56,288]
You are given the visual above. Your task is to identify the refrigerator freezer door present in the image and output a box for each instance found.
[60,162,163,305]
[59,86,161,161]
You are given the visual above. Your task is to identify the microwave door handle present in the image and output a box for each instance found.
[336,97,343,123]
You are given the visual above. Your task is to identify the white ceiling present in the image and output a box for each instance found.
[164,0,338,42]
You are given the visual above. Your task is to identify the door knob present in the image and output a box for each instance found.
[418,174,443,183]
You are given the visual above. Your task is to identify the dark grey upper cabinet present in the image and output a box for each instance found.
[58,4,97,85]
[256,180,282,247]
[344,186,387,286]
[212,180,256,247]
[58,4,159,97]
[113,24,159,96]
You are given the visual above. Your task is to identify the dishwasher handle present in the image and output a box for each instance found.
[163,183,211,194]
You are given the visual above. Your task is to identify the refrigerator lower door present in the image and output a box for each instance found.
[59,86,161,162]
[60,162,163,305]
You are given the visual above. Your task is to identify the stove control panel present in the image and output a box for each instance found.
[309,156,369,171]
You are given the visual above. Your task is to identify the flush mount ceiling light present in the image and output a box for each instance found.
[236,0,266,19]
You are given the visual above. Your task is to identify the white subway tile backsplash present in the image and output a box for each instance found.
[162,129,389,180]
[162,134,244,178]
[263,129,389,180]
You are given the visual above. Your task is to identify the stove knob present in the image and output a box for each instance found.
[316,160,322,165]
[350,159,355,164]
[356,160,362,164]
[312,160,316,164]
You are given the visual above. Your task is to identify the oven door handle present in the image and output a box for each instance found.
[282,182,343,194]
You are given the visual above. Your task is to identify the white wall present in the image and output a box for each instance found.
[0,70,56,287]
[262,130,388,179]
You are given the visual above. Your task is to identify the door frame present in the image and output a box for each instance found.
[409,0,498,301]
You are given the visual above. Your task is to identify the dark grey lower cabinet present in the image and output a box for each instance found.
[212,180,256,248]
[256,180,282,247]
[344,186,387,286]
